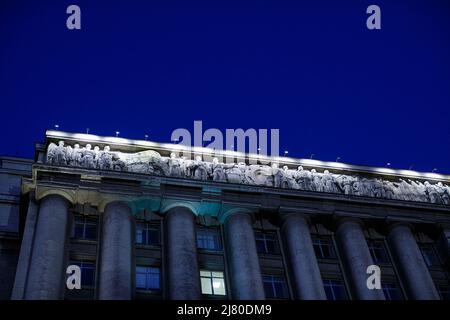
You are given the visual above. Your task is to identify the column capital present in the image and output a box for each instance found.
[335,217,366,231]
[219,205,258,224]
[278,210,312,226]
[386,221,416,234]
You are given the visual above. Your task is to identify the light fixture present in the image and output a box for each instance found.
[432,168,438,173]
[54,124,59,130]
[310,153,314,159]
[144,134,149,140]
[336,157,341,162]
[284,150,289,156]
[86,128,90,134]
[115,131,120,137]
[386,162,391,167]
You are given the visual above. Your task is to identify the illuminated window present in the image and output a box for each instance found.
[136,223,160,245]
[255,232,280,254]
[136,266,160,290]
[73,217,97,241]
[197,229,222,251]
[200,270,226,296]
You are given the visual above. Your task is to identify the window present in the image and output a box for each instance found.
[438,285,450,300]
[200,270,226,296]
[255,232,280,255]
[262,275,289,299]
[368,240,390,264]
[197,229,222,251]
[72,261,96,287]
[382,283,403,300]
[136,266,160,291]
[73,217,97,241]
[323,279,348,300]
[419,244,441,268]
[136,223,160,246]
[312,236,337,259]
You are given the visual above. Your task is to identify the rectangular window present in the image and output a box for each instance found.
[197,228,222,251]
[419,244,441,268]
[323,279,348,300]
[136,223,160,246]
[262,275,289,299]
[368,240,390,264]
[72,261,96,287]
[255,232,280,255]
[200,270,226,296]
[136,266,161,291]
[382,283,403,300]
[73,217,98,241]
[312,236,337,259]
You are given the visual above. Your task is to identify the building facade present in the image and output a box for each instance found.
[1,130,450,300]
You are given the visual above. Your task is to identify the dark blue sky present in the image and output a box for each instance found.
[1,0,449,173]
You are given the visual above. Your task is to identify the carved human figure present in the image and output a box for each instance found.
[372,178,384,198]
[310,169,323,192]
[280,165,297,189]
[211,157,227,182]
[167,152,182,177]
[271,163,284,188]
[193,156,208,180]
[424,181,441,204]
[435,182,449,205]
[82,144,95,168]
[53,141,67,165]
[93,146,101,168]
[99,146,113,170]
[225,163,244,184]
[322,170,338,193]
[46,142,58,164]
[335,175,353,195]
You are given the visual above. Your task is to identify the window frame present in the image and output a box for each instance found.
[135,222,161,247]
[72,216,98,242]
[196,227,223,252]
[254,231,281,255]
[262,274,289,299]
[199,270,227,296]
[135,265,161,292]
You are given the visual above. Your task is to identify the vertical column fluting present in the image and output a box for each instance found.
[164,207,201,299]
[24,195,70,299]
[224,212,265,300]
[335,218,385,300]
[98,201,134,300]
[387,223,439,300]
[280,214,327,299]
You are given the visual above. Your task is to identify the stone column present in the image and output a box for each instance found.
[224,212,265,300]
[280,214,326,300]
[387,223,439,300]
[164,206,201,299]
[12,197,40,299]
[98,201,134,300]
[24,195,70,299]
[335,218,385,300]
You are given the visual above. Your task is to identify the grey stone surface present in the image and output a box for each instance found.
[45,141,450,205]
[164,207,201,299]
[335,218,385,300]
[387,223,440,300]
[98,201,134,300]
[280,214,327,300]
[11,199,39,300]
[24,195,69,300]
[224,212,265,300]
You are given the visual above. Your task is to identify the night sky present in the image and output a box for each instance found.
[1,0,449,173]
